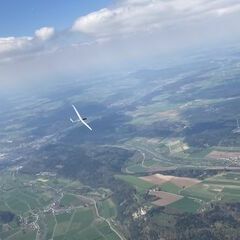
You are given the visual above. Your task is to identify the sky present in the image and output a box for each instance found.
[0,0,240,87]
[0,0,114,37]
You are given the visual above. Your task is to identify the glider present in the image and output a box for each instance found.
[70,105,92,131]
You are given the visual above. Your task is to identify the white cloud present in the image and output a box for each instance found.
[1,0,240,86]
[35,27,55,41]
[215,4,240,16]
[0,36,33,54]
[0,26,55,58]
[72,0,240,37]
[1,0,239,61]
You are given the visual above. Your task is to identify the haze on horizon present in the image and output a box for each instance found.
[0,0,240,88]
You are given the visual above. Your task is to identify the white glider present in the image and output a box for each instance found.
[70,105,92,131]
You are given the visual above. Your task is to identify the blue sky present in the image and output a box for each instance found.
[0,0,114,37]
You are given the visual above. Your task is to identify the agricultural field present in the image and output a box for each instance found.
[181,172,240,208]
[115,174,155,193]
[160,182,181,194]
[97,198,117,219]
[122,137,239,175]
[117,171,240,215]
[60,193,83,208]
[140,173,200,188]
[149,191,183,206]
[126,101,181,125]
[168,197,202,213]
[206,150,240,161]
[0,171,122,240]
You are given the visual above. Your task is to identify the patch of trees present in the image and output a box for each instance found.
[0,211,15,223]
[127,203,240,240]
[23,143,134,187]
[175,204,240,240]
[113,180,140,221]
[161,168,220,179]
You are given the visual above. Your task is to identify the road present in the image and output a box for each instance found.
[76,194,126,240]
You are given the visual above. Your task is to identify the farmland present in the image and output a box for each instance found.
[97,198,117,219]
[115,171,240,217]
[149,191,183,206]
[207,150,240,160]
[115,175,155,193]
[168,197,201,213]
[1,45,240,239]
[148,172,240,210]
[0,171,122,240]
[139,173,200,188]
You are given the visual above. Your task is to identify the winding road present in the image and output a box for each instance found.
[77,194,126,240]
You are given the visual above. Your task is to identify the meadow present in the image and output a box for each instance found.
[0,171,121,240]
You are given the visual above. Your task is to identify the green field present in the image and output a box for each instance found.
[55,208,120,240]
[115,174,155,193]
[168,197,201,213]
[54,212,73,237]
[0,172,123,240]
[181,183,216,201]
[7,229,37,240]
[98,198,117,218]
[5,197,30,214]
[45,213,56,239]
[160,182,181,194]
[69,208,95,232]
[181,173,240,204]
[60,193,82,207]
[223,187,240,195]
[0,227,20,240]
[96,222,120,240]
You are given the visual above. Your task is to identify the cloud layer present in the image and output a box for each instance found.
[1,0,240,59]
[72,0,240,37]
[0,27,55,60]
[0,0,240,86]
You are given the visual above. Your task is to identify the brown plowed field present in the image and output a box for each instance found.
[149,190,183,206]
[139,173,201,188]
